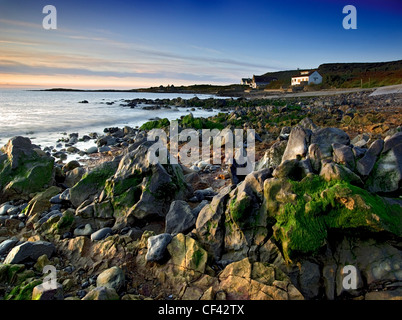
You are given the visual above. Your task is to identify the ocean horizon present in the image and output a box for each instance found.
[0,89,222,150]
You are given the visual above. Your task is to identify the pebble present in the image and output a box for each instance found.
[0,204,13,216]
[74,224,93,237]
[86,146,98,154]
[90,227,113,241]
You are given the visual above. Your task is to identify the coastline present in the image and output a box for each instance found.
[0,89,401,301]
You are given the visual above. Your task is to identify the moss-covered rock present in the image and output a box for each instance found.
[263,174,402,262]
[5,278,42,300]
[22,186,62,217]
[167,233,208,275]
[69,160,118,207]
[0,137,54,202]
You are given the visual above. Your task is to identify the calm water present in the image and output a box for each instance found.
[0,90,223,149]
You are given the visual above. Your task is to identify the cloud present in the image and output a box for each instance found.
[0,59,233,82]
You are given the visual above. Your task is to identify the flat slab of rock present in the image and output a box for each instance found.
[4,241,55,264]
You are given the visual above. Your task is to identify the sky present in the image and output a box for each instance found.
[0,0,401,89]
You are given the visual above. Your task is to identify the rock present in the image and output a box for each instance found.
[255,140,287,170]
[0,137,54,202]
[96,266,125,292]
[90,227,113,241]
[263,174,401,262]
[126,228,143,240]
[320,161,363,186]
[279,126,291,140]
[98,146,111,153]
[62,160,80,173]
[165,200,196,235]
[218,258,303,300]
[4,241,55,264]
[69,160,119,208]
[383,132,402,154]
[351,133,370,148]
[0,204,13,216]
[82,286,119,300]
[0,239,19,256]
[273,159,310,181]
[74,224,93,236]
[281,125,311,162]
[34,254,52,272]
[86,146,98,154]
[311,127,350,159]
[298,261,321,299]
[365,288,402,300]
[105,142,191,222]
[32,283,64,300]
[145,233,173,263]
[334,238,402,297]
[192,188,217,202]
[167,233,208,274]
[60,188,71,201]
[64,167,86,188]
[191,200,209,218]
[332,143,355,170]
[23,186,61,218]
[221,169,273,262]
[50,194,63,204]
[299,117,318,131]
[366,133,402,193]
[195,186,231,261]
[356,139,384,177]
[352,146,366,159]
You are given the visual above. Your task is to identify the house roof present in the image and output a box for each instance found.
[252,75,278,83]
[291,70,320,79]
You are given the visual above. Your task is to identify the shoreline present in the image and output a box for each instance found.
[0,89,401,301]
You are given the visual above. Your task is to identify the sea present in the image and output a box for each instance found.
[0,89,225,160]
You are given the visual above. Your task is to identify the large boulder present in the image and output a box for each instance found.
[195,186,232,261]
[262,174,402,261]
[69,160,119,208]
[0,137,55,202]
[165,200,196,235]
[4,241,55,264]
[255,140,287,170]
[310,128,350,159]
[102,142,191,223]
[281,126,311,163]
[366,133,402,194]
[356,139,384,177]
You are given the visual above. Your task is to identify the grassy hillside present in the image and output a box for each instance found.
[136,84,248,96]
[262,60,402,89]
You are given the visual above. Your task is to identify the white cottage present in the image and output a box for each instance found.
[291,70,322,86]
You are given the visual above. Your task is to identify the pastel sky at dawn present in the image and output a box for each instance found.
[0,0,401,89]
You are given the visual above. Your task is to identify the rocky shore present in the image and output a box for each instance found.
[0,91,401,300]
